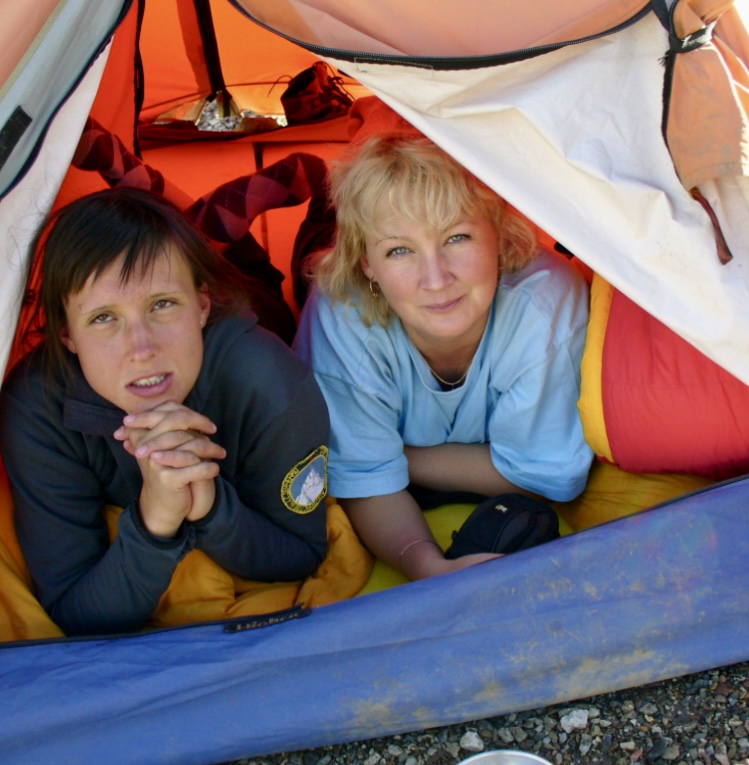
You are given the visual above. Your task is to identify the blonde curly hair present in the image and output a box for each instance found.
[313,134,538,327]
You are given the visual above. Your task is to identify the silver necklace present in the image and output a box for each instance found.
[426,362,470,389]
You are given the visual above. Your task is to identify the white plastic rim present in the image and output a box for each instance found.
[458,751,554,765]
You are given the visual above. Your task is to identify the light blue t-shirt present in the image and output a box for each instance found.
[294,250,593,502]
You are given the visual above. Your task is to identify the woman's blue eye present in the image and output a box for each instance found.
[448,233,469,244]
[91,313,112,324]
[386,246,409,257]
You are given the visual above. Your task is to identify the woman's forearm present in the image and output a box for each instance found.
[341,490,502,580]
[405,443,522,496]
[341,491,444,579]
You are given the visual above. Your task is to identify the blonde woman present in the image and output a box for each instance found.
[294,134,593,580]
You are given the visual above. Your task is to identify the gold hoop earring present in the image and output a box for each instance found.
[369,280,380,298]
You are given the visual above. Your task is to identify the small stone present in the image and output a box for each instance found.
[446,742,460,758]
[497,728,515,744]
[662,744,681,761]
[560,709,589,734]
[620,740,636,751]
[579,733,593,756]
[511,727,528,743]
[646,738,668,760]
[459,731,485,753]
[364,752,382,765]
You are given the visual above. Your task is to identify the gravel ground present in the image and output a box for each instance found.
[221,662,749,765]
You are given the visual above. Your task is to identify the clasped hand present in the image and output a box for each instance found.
[113,401,226,538]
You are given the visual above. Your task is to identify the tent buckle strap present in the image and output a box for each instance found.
[670,20,717,54]
[651,0,716,55]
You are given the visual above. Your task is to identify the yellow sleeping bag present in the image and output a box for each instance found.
[0,466,372,642]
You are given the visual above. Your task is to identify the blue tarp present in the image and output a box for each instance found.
[1,476,747,765]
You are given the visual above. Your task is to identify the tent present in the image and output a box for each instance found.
[1,1,749,763]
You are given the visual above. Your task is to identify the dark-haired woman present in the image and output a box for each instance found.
[0,187,330,636]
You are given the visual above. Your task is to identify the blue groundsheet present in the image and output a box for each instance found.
[1,476,747,765]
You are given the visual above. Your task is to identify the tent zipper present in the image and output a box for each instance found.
[229,1,653,70]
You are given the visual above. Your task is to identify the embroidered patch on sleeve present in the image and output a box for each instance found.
[281,445,328,514]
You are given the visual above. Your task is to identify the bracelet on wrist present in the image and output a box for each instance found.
[398,538,441,568]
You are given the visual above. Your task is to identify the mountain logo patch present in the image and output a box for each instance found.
[281,446,328,514]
